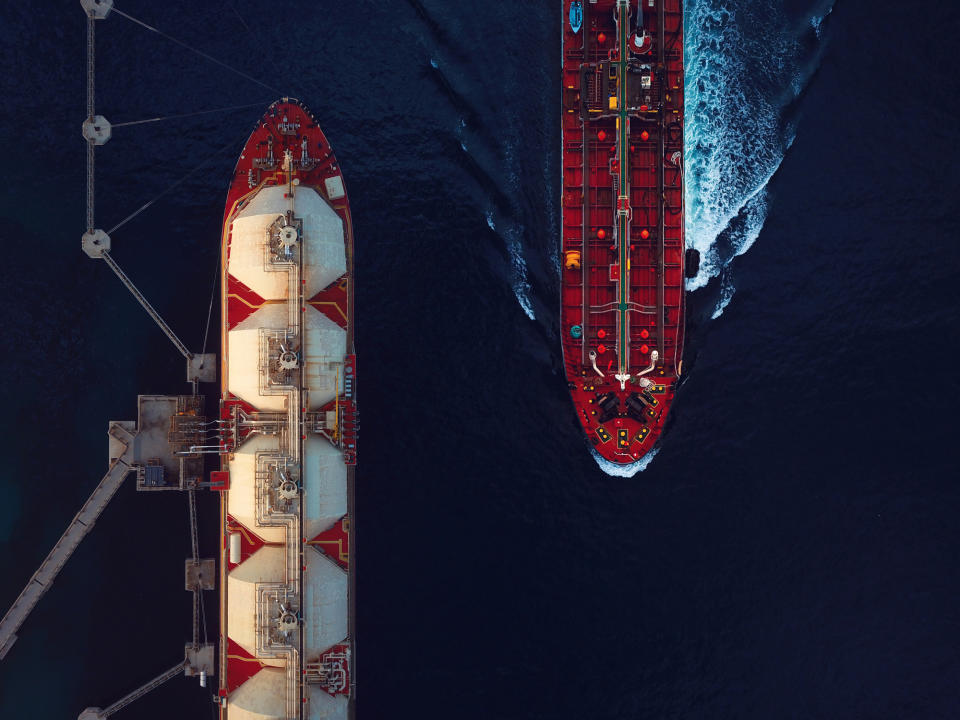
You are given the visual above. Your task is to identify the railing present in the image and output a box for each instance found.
[101,250,192,360]
[101,661,186,717]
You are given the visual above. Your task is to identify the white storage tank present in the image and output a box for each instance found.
[302,436,348,539]
[225,666,287,720]
[226,434,285,543]
[228,532,242,565]
[226,546,289,666]
[228,184,346,301]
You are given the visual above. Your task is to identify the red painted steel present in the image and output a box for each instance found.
[561,0,686,464]
[217,99,356,706]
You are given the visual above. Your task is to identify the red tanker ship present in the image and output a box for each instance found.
[561,0,693,464]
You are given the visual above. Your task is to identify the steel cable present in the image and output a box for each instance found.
[112,101,271,128]
[107,127,248,235]
[111,6,282,95]
[226,2,288,93]
[201,239,221,356]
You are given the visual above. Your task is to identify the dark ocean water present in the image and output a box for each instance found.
[1,0,959,718]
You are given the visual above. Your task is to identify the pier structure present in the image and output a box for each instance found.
[0,0,282,714]
[0,421,135,661]
[0,396,218,714]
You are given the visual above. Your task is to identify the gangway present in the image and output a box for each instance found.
[78,661,187,720]
[0,396,216,700]
[0,422,136,660]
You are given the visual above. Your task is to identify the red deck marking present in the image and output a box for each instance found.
[226,274,266,329]
[221,394,258,418]
[307,275,349,328]
[561,0,685,463]
[308,516,350,569]
[225,637,265,695]
[225,515,269,569]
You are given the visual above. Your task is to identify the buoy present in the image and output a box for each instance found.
[640,344,649,354]
[641,130,650,141]
[598,130,606,141]
[640,328,649,339]
[598,329,606,339]
[640,104,648,112]
[597,228,606,239]
[564,249,582,269]
[570,325,583,339]
[598,32,607,44]
[597,344,606,354]
[640,229,650,239]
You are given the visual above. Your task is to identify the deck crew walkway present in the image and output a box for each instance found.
[616,0,632,381]
[0,421,137,660]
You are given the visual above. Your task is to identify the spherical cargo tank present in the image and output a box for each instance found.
[218,99,356,718]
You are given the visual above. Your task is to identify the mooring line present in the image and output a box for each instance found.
[112,5,282,95]
[112,101,271,128]
[201,239,221,357]
[107,128,248,235]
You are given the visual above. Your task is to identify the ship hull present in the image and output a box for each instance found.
[217,99,356,719]
[561,0,686,464]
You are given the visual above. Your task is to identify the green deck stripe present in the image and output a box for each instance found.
[617,1,629,376]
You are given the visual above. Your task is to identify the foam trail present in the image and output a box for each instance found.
[592,447,660,477]
[485,210,535,320]
[684,0,832,302]
[501,139,536,320]
[592,1,835,473]
[439,52,535,320]
[511,240,536,320]
[712,273,735,320]
[707,181,771,317]
[684,0,787,291]
[811,6,833,37]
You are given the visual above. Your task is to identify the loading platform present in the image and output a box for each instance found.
[5,2,356,716]
[0,396,218,714]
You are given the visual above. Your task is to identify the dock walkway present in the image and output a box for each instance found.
[0,422,137,659]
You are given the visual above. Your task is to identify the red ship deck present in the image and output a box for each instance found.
[221,100,355,343]
[561,0,686,464]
